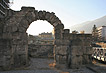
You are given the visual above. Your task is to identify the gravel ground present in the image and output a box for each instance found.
[0,58,105,73]
[28,58,54,70]
[0,70,58,73]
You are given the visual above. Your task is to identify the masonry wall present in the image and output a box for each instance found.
[64,34,92,68]
[0,9,29,70]
[0,7,93,70]
[28,44,54,58]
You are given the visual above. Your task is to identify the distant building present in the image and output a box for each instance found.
[0,0,10,18]
[38,32,54,44]
[97,26,106,41]
[80,31,85,34]
[28,32,54,45]
[72,30,78,34]
[39,32,54,39]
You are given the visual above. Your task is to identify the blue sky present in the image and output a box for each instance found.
[11,0,106,35]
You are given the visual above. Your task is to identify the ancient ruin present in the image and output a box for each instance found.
[0,7,92,70]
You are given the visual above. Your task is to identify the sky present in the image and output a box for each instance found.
[10,0,106,35]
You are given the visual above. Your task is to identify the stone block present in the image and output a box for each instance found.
[34,10,39,20]
[38,11,44,20]
[71,46,83,56]
[70,55,83,68]
[21,7,35,11]
[70,39,83,46]
[3,33,12,39]
[82,55,92,64]
[18,26,26,32]
[54,40,70,45]
[55,24,64,29]
[20,19,29,29]
[63,29,70,33]
[52,18,60,26]
[45,12,51,21]
[12,25,18,32]
[51,16,58,22]
[83,46,93,54]
[58,46,68,55]
[54,33,61,39]
[48,12,55,23]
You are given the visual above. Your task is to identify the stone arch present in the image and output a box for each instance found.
[3,7,64,39]
[21,7,64,39]
[3,7,65,67]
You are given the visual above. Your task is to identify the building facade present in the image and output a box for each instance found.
[38,32,54,44]
[28,32,54,44]
[97,26,106,41]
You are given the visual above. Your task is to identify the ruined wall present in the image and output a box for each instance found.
[0,10,16,70]
[54,29,70,64]
[28,44,54,58]
[64,34,92,68]
[0,7,64,70]
[54,30,92,68]
[0,6,93,70]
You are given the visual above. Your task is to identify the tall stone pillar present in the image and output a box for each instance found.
[11,32,28,67]
[54,29,70,67]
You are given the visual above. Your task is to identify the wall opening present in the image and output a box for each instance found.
[27,20,55,59]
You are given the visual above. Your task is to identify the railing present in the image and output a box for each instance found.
[92,47,106,62]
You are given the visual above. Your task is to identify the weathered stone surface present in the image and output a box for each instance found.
[28,44,54,57]
[70,55,83,68]
[54,40,70,45]
[21,6,35,11]
[20,19,29,29]
[65,34,92,68]
[71,46,83,56]
[63,29,70,33]
[25,12,36,23]
[34,10,39,20]
[3,33,12,39]
[55,24,64,29]
[82,55,92,64]
[83,46,93,54]
[38,11,44,20]
[12,25,18,32]
[45,12,51,21]
[0,39,12,70]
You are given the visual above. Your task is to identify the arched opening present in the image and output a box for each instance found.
[26,20,53,35]
[26,20,55,69]
[27,20,54,56]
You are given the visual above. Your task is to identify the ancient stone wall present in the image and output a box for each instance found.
[54,29,70,64]
[0,6,93,70]
[28,44,54,58]
[65,34,92,68]
[0,7,64,70]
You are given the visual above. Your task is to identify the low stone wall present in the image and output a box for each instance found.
[67,34,93,68]
[28,44,54,58]
[55,33,93,68]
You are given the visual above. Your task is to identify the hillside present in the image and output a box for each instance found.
[69,15,106,33]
